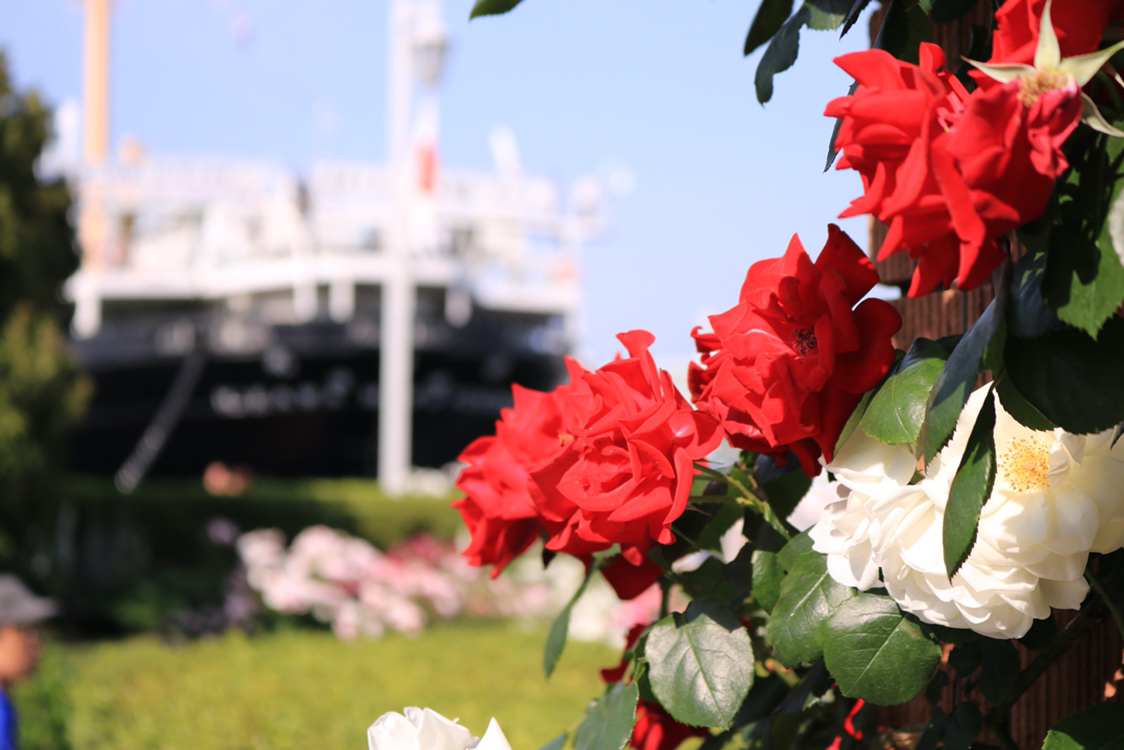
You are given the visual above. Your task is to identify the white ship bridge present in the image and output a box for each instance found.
[63,0,601,494]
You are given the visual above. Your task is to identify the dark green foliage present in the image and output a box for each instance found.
[0,51,88,586]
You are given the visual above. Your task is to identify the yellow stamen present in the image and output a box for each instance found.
[1019,70,1069,107]
[998,436,1052,492]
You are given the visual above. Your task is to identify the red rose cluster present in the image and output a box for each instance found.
[689,225,900,476]
[454,330,722,578]
[828,39,1082,296]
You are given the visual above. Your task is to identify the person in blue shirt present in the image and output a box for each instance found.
[0,576,56,750]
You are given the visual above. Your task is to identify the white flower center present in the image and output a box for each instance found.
[998,435,1053,492]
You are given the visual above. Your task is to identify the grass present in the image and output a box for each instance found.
[17,621,615,750]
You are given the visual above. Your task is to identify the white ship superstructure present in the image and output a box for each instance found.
[64,0,599,493]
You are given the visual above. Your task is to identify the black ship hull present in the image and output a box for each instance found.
[67,306,568,480]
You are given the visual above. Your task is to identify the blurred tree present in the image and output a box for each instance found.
[0,50,89,580]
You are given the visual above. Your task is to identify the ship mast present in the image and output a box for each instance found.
[380,0,448,495]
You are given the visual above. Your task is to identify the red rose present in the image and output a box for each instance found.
[600,555,665,601]
[530,330,723,566]
[629,701,709,750]
[689,225,900,476]
[991,0,1124,65]
[828,43,1082,295]
[453,385,570,575]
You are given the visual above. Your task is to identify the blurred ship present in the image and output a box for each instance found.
[63,0,600,493]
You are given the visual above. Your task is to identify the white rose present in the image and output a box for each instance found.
[811,386,1124,639]
[367,708,512,750]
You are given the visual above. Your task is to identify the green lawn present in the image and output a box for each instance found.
[16,622,616,750]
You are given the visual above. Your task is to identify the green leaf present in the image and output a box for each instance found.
[760,463,812,521]
[775,659,833,716]
[862,339,948,445]
[942,703,983,750]
[834,371,875,450]
[925,670,950,705]
[942,387,996,579]
[1047,211,1124,337]
[874,0,933,64]
[994,371,1054,431]
[573,682,640,750]
[1003,317,1124,433]
[1019,614,1059,650]
[947,641,982,677]
[1007,246,1062,339]
[722,528,754,591]
[978,640,1020,705]
[744,0,796,56]
[734,673,791,724]
[917,709,948,750]
[767,544,854,666]
[544,565,596,677]
[750,522,790,613]
[839,0,876,38]
[920,263,1007,467]
[825,80,859,172]
[1042,703,1124,750]
[778,529,815,569]
[1043,133,1124,337]
[804,0,852,31]
[821,593,942,705]
[469,0,525,19]
[540,734,568,750]
[755,6,809,104]
[646,598,755,728]
[676,557,742,605]
[695,501,747,553]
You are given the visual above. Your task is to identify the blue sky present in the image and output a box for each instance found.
[2,0,875,365]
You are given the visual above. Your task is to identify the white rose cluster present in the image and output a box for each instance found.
[810,386,1124,639]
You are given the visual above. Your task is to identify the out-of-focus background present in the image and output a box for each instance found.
[0,1,872,746]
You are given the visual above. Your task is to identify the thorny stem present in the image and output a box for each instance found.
[658,577,671,620]
[1086,568,1124,643]
[695,463,756,499]
[693,463,792,541]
